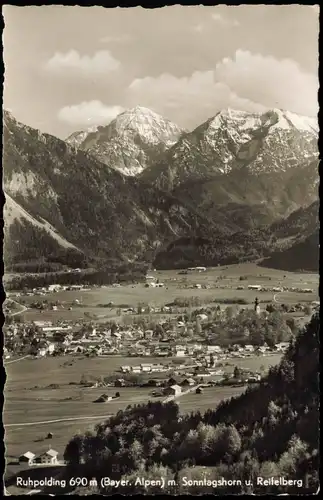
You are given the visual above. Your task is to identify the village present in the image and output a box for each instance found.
[4,264,319,489]
[4,293,299,361]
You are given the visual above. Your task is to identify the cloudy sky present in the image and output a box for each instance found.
[3,5,319,139]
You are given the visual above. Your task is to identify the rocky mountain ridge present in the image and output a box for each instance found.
[2,110,319,273]
[2,110,222,268]
[66,106,186,176]
[140,108,318,191]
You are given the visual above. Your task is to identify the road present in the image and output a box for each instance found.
[5,414,114,428]
[5,355,30,365]
[6,300,28,317]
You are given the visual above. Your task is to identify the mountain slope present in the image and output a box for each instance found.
[63,312,320,495]
[171,160,319,229]
[258,200,319,272]
[153,200,319,271]
[140,108,318,192]
[260,230,319,272]
[3,110,226,268]
[66,106,185,176]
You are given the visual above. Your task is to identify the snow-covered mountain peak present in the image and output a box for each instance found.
[111,106,183,142]
[265,109,318,134]
[205,107,318,137]
[65,106,185,176]
[66,125,99,147]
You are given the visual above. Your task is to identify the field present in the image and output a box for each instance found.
[178,386,247,414]
[11,263,319,323]
[4,352,282,460]
[3,262,317,469]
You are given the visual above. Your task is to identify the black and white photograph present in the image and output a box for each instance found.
[1,4,320,496]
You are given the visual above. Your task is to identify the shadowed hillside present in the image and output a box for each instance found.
[63,312,319,495]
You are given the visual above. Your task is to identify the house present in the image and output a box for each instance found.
[144,330,154,339]
[206,345,222,353]
[180,377,195,387]
[164,384,182,396]
[244,345,255,352]
[35,448,59,465]
[47,343,55,355]
[175,350,186,358]
[196,313,208,322]
[166,377,178,386]
[19,451,35,465]
[131,366,141,374]
[275,342,290,351]
[48,284,61,292]
[194,284,202,289]
[121,365,131,373]
[140,363,152,372]
[115,379,126,387]
[248,285,262,291]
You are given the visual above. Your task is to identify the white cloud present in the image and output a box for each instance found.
[211,13,225,23]
[58,101,124,126]
[211,13,240,27]
[45,50,120,77]
[215,50,318,116]
[193,23,204,33]
[128,71,266,124]
[127,50,318,121]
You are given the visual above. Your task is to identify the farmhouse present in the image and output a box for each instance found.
[206,345,222,353]
[42,326,72,333]
[164,384,182,396]
[144,330,154,339]
[248,285,262,291]
[35,449,59,465]
[275,342,290,351]
[140,363,152,372]
[19,451,35,465]
[180,377,196,387]
[48,284,61,292]
[196,313,208,322]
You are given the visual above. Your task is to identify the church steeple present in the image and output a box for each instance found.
[254,297,260,315]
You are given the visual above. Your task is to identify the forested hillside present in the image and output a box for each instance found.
[63,312,319,495]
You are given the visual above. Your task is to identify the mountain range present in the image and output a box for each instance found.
[66,106,185,176]
[2,106,319,273]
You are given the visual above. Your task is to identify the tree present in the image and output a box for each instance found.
[233,366,242,380]
[222,425,242,456]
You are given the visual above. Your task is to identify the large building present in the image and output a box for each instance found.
[19,451,35,465]
[35,449,59,465]
[164,384,182,397]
